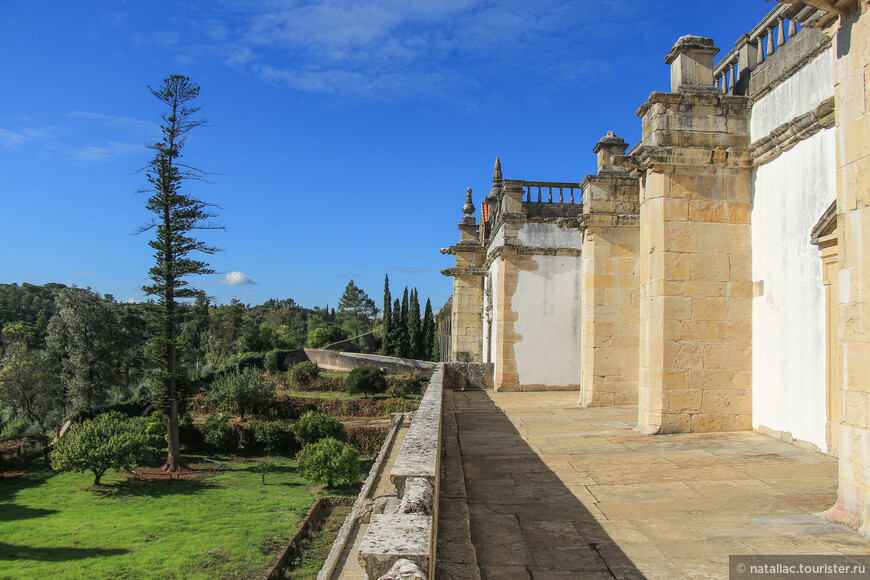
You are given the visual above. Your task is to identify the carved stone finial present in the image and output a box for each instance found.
[492,158,502,184]
[463,187,475,216]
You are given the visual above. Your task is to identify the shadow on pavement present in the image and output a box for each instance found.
[438,388,646,580]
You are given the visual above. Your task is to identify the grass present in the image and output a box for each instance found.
[285,504,351,579]
[0,456,358,580]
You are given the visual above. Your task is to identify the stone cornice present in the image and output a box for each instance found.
[482,245,582,270]
[579,172,635,190]
[636,91,751,118]
[616,145,753,171]
[440,266,486,277]
[578,213,640,230]
[750,96,835,165]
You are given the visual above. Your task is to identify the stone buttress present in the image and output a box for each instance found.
[579,132,641,406]
[622,36,754,434]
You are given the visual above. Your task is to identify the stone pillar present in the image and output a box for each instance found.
[441,189,485,362]
[811,0,870,538]
[579,132,641,406]
[634,36,753,433]
[491,180,526,390]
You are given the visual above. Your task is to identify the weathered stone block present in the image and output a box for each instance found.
[358,514,431,579]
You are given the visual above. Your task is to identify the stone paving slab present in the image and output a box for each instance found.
[446,390,870,580]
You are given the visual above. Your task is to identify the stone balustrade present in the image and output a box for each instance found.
[357,364,444,579]
[521,180,581,204]
[712,2,829,95]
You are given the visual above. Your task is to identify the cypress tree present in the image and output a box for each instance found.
[387,298,402,357]
[399,288,409,358]
[381,275,391,355]
[422,298,435,362]
[408,289,421,359]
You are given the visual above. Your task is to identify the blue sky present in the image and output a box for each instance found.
[0,0,773,309]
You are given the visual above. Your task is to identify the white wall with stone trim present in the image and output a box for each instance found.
[513,255,583,387]
[751,127,836,451]
[750,49,834,141]
[518,223,584,250]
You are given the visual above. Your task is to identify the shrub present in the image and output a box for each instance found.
[345,365,387,399]
[202,413,237,450]
[252,420,293,454]
[293,410,346,447]
[1,417,30,440]
[288,361,320,388]
[346,425,389,456]
[208,367,275,419]
[296,438,360,487]
[50,412,155,486]
[237,351,265,371]
[386,376,406,399]
[381,398,418,415]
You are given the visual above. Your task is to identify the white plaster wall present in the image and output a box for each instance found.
[750,49,834,141]
[518,222,583,250]
[487,227,505,258]
[751,127,836,451]
[512,255,583,386]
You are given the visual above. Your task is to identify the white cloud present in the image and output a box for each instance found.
[0,128,27,148]
[219,271,256,285]
[71,141,144,163]
[167,0,641,100]
[73,270,91,276]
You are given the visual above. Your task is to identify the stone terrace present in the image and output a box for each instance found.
[438,390,870,579]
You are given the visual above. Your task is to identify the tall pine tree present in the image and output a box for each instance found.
[139,75,222,472]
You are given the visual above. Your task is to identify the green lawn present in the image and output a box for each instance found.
[0,457,356,579]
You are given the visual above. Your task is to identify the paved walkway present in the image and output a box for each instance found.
[439,390,870,580]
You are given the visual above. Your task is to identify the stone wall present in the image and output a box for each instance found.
[357,364,445,578]
[821,0,870,539]
[302,349,435,375]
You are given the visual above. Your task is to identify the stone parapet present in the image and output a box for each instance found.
[357,364,445,578]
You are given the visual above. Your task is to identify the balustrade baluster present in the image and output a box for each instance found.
[729,63,736,93]
[777,18,785,48]
[570,189,574,204]
[559,188,564,203]
[757,34,765,63]
[548,187,552,203]
[537,187,541,202]
[768,26,775,57]
[789,18,797,38]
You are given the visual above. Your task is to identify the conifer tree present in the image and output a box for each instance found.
[408,289,421,359]
[381,275,391,355]
[387,299,404,357]
[399,288,410,358]
[422,298,435,362]
[139,75,222,472]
